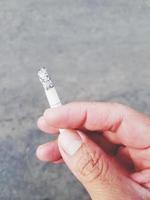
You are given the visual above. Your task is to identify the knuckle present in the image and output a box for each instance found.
[76,145,109,183]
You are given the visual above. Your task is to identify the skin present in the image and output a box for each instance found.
[36,102,150,199]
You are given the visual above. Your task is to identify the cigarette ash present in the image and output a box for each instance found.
[38,67,54,90]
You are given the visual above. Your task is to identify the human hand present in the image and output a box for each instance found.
[36,102,150,200]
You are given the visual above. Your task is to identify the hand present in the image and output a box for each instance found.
[36,102,150,200]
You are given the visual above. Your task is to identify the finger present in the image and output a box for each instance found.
[37,116,59,134]
[39,115,119,156]
[143,183,150,189]
[43,102,150,148]
[57,130,138,199]
[128,147,150,170]
[36,140,61,162]
[131,169,150,184]
[43,102,123,131]
[38,114,119,156]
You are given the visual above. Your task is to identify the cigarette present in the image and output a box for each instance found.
[38,68,80,155]
[38,67,62,108]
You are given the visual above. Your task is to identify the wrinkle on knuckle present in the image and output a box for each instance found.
[77,145,109,183]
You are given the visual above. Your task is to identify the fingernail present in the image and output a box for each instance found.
[58,130,82,156]
[36,145,46,160]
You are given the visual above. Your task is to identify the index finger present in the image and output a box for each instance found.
[43,102,150,148]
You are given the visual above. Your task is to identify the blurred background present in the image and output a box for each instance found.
[0,0,150,199]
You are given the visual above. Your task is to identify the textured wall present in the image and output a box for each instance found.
[0,0,150,199]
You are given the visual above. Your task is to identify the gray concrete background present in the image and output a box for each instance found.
[0,0,150,199]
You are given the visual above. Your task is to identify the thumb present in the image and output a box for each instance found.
[58,130,138,200]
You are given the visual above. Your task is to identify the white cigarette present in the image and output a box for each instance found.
[38,68,82,155]
[38,67,62,108]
